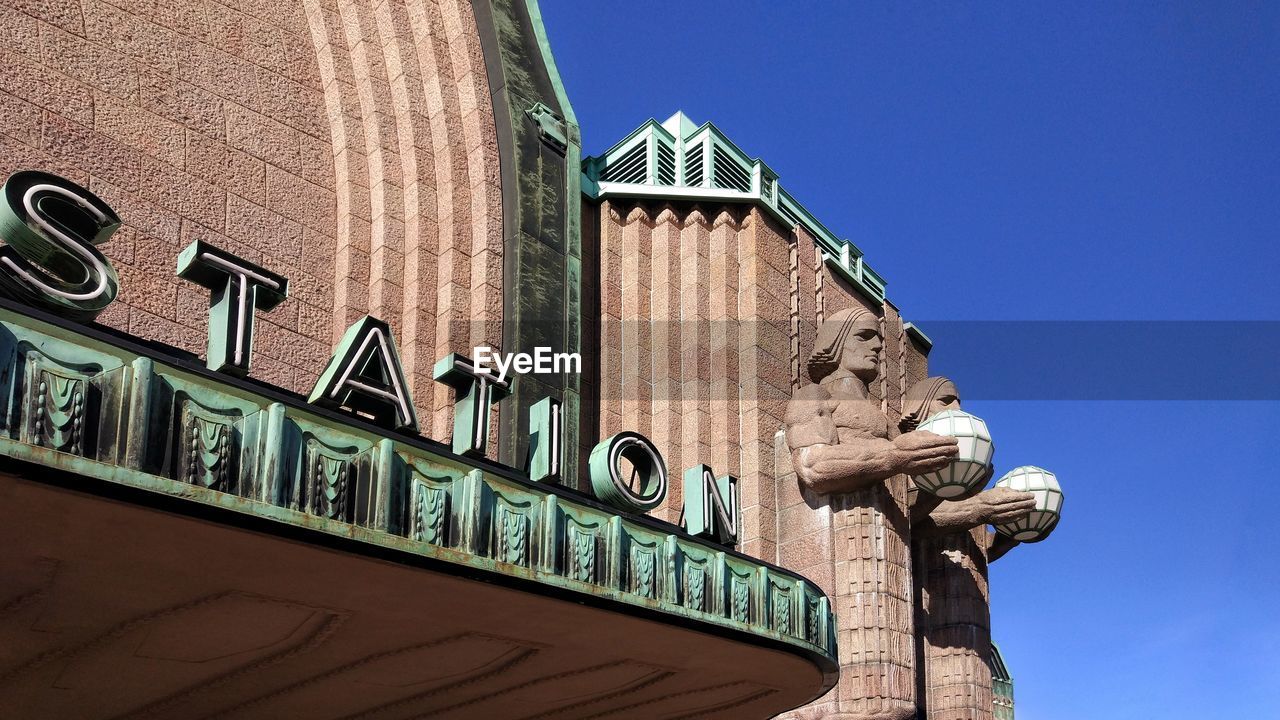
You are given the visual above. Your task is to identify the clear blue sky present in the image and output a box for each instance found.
[541,1,1279,717]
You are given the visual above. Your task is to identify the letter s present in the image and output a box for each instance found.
[0,170,120,320]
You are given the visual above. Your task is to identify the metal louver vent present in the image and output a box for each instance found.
[655,142,675,185]
[711,145,751,192]
[684,145,704,186]
[601,143,647,184]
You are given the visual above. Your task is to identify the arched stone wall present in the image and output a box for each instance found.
[0,0,502,441]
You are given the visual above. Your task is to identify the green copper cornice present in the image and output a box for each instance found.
[0,299,838,677]
[904,322,933,354]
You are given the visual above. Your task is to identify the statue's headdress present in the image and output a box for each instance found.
[899,376,954,433]
[806,307,875,383]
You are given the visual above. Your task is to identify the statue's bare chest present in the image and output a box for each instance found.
[827,390,888,443]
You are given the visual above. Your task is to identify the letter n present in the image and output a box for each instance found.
[309,315,418,432]
[682,465,739,546]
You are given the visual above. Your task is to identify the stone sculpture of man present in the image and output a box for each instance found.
[901,376,1037,549]
[901,376,1045,720]
[783,308,959,720]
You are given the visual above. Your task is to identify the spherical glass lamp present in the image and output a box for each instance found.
[911,409,994,499]
[993,466,1063,541]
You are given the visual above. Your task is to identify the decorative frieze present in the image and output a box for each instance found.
[27,365,88,454]
[732,578,751,623]
[568,524,597,583]
[176,402,235,491]
[630,544,657,599]
[495,504,530,566]
[409,466,453,546]
[306,443,354,522]
[684,564,707,612]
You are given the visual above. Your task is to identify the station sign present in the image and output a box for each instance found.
[0,170,739,545]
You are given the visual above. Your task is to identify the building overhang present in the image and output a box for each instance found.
[0,299,838,718]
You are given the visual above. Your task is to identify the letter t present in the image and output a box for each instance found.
[433,352,511,458]
[177,240,288,377]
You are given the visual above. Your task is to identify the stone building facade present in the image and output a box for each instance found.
[0,0,505,440]
[0,0,1044,717]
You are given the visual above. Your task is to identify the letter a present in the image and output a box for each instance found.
[309,315,418,432]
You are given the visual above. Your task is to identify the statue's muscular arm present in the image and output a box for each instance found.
[913,486,1037,538]
[785,384,956,495]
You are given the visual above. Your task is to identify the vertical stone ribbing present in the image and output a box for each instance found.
[411,0,502,443]
[879,312,889,415]
[649,206,682,524]
[788,233,801,390]
[438,0,502,359]
[899,318,907,407]
[599,203,625,440]
[599,202,776,538]
[814,247,826,334]
[880,301,911,420]
[679,204,711,515]
[381,0,439,432]
[795,227,818,390]
[412,0,470,440]
[619,206,653,447]
[737,208,789,562]
[338,0,401,337]
[307,0,372,344]
[704,208,738,481]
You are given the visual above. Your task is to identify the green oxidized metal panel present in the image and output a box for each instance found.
[0,301,837,672]
[471,0,583,485]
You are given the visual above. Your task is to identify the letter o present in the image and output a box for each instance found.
[588,431,668,512]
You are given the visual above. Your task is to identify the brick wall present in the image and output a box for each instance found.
[0,0,502,447]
